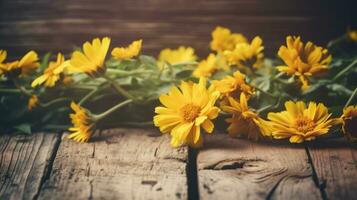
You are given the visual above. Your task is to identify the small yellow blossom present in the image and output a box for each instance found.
[210,26,247,52]
[32,53,70,88]
[68,102,95,143]
[339,105,357,141]
[193,54,230,78]
[268,101,334,143]
[111,39,142,60]
[277,36,332,90]
[212,71,254,102]
[28,95,39,110]
[224,36,264,69]
[158,46,197,69]
[0,51,39,77]
[153,78,220,148]
[348,30,357,42]
[221,93,271,140]
[69,37,111,76]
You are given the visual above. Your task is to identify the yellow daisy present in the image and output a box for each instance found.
[193,54,229,78]
[212,71,255,102]
[268,101,334,143]
[68,102,95,143]
[69,37,111,77]
[224,36,264,69]
[221,93,271,140]
[0,51,39,77]
[277,36,332,90]
[0,50,6,75]
[348,30,357,42]
[32,53,70,88]
[27,95,39,110]
[153,78,220,148]
[111,39,142,60]
[158,46,197,69]
[210,26,247,52]
[339,105,357,141]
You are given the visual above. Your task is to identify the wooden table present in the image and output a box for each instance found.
[0,128,356,200]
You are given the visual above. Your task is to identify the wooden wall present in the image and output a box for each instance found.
[0,0,354,59]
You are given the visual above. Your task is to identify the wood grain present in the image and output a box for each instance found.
[0,133,60,200]
[37,128,188,200]
[197,133,322,200]
[0,0,352,58]
[308,139,357,200]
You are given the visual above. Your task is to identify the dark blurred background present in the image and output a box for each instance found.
[0,0,355,59]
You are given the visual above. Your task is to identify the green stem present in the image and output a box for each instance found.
[333,58,357,81]
[102,73,135,100]
[79,87,100,106]
[93,99,133,121]
[106,68,153,77]
[344,87,357,108]
[13,79,32,97]
[41,97,71,108]
[255,86,277,99]
[0,88,21,93]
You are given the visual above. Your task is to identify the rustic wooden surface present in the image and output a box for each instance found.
[197,134,321,200]
[37,129,188,200]
[308,139,357,200]
[0,0,353,58]
[1,129,357,200]
[0,133,60,200]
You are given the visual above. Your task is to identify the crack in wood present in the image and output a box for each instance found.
[32,132,62,200]
[305,146,328,200]
[202,158,266,170]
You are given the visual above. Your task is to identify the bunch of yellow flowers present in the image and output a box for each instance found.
[0,26,356,148]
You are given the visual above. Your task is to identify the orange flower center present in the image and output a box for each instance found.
[295,116,315,133]
[180,103,201,122]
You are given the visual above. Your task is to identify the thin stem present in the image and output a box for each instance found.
[333,58,357,81]
[106,68,153,77]
[13,79,32,97]
[255,86,277,99]
[102,73,135,100]
[79,87,100,106]
[41,97,71,108]
[344,87,357,108]
[0,88,21,93]
[93,99,133,121]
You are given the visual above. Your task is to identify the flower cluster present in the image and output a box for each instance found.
[0,26,356,148]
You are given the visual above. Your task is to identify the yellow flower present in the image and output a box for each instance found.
[224,36,264,69]
[348,30,357,42]
[32,53,70,88]
[212,71,254,102]
[69,37,111,76]
[277,36,332,90]
[68,102,95,143]
[153,78,220,148]
[221,93,271,140]
[0,51,39,77]
[158,46,197,68]
[339,105,357,141]
[210,26,247,52]
[268,101,334,143]
[193,54,230,78]
[0,50,6,75]
[111,39,142,60]
[27,95,39,110]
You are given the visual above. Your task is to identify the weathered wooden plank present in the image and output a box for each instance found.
[308,139,357,200]
[197,133,322,200]
[0,0,350,58]
[37,128,188,200]
[0,133,60,200]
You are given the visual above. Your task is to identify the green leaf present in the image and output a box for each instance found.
[14,124,32,135]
